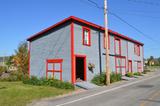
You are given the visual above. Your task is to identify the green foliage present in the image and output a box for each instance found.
[125,72,134,77]
[91,72,122,86]
[110,72,122,83]
[0,66,7,76]
[23,76,74,90]
[133,72,142,76]
[14,41,29,75]
[91,73,106,86]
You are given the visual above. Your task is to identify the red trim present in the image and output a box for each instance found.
[71,22,75,84]
[82,26,91,46]
[128,60,132,73]
[137,61,142,72]
[115,56,126,75]
[46,59,63,63]
[27,16,143,46]
[126,42,129,71]
[114,37,121,55]
[28,42,31,78]
[134,44,140,56]
[46,59,63,80]
[75,54,87,81]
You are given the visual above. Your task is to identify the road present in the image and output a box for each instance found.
[31,71,160,106]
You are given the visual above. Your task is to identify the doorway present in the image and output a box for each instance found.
[128,60,132,72]
[75,55,86,81]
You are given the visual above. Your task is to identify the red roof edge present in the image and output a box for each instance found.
[27,16,144,46]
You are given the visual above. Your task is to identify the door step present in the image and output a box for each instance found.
[75,81,99,90]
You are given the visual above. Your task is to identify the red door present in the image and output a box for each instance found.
[128,60,132,72]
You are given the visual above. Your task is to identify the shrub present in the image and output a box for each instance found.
[91,72,122,85]
[0,70,24,82]
[125,72,134,77]
[91,73,106,86]
[133,72,142,76]
[110,72,122,83]
[23,76,74,89]
[0,66,7,76]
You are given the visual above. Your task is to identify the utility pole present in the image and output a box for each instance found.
[104,0,110,85]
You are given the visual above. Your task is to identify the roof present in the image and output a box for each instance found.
[27,16,144,46]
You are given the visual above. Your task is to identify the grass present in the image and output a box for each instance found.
[0,81,73,106]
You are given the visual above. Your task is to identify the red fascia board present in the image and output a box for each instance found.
[27,16,72,41]
[27,16,143,46]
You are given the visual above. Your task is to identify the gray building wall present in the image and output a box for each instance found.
[30,23,72,82]
[74,23,101,81]
[29,20,143,83]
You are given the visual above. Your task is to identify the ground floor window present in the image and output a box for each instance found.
[115,56,126,75]
[137,61,142,72]
[46,59,63,80]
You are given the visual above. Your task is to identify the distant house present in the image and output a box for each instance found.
[27,16,144,84]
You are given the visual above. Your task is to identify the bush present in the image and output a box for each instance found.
[110,72,122,83]
[91,73,106,86]
[0,66,7,76]
[125,72,134,77]
[0,70,24,82]
[133,72,142,76]
[91,72,122,86]
[23,76,74,90]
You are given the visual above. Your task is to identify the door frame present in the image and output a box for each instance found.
[128,60,132,73]
[75,54,87,81]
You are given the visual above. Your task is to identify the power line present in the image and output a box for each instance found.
[108,11,158,42]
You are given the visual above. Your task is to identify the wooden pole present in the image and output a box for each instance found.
[104,0,110,85]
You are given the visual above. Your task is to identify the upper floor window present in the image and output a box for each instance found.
[134,44,140,56]
[104,34,110,49]
[82,27,91,46]
[115,38,121,55]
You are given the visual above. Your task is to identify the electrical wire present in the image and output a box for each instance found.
[80,0,159,43]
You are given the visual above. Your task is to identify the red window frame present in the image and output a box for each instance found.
[115,56,126,75]
[134,44,140,56]
[114,37,121,55]
[82,26,91,46]
[137,61,142,72]
[46,59,63,80]
[104,34,110,49]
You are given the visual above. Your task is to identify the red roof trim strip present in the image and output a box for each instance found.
[27,16,143,46]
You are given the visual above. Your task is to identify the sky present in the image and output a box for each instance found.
[0,0,160,58]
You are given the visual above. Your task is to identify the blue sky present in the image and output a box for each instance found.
[0,0,160,58]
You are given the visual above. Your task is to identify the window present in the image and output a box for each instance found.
[104,34,110,49]
[137,61,142,72]
[115,56,126,75]
[134,44,140,56]
[82,27,91,46]
[46,59,63,80]
[115,38,121,55]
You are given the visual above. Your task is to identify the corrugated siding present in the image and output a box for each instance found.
[30,23,72,82]
[74,23,101,81]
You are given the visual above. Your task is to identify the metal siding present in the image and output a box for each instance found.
[101,34,115,73]
[128,41,143,72]
[30,23,71,82]
[74,23,100,81]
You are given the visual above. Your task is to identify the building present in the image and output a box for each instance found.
[27,16,144,84]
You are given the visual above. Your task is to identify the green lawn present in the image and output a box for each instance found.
[0,81,73,106]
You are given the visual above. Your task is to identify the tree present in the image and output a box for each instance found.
[13,41,28,75]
